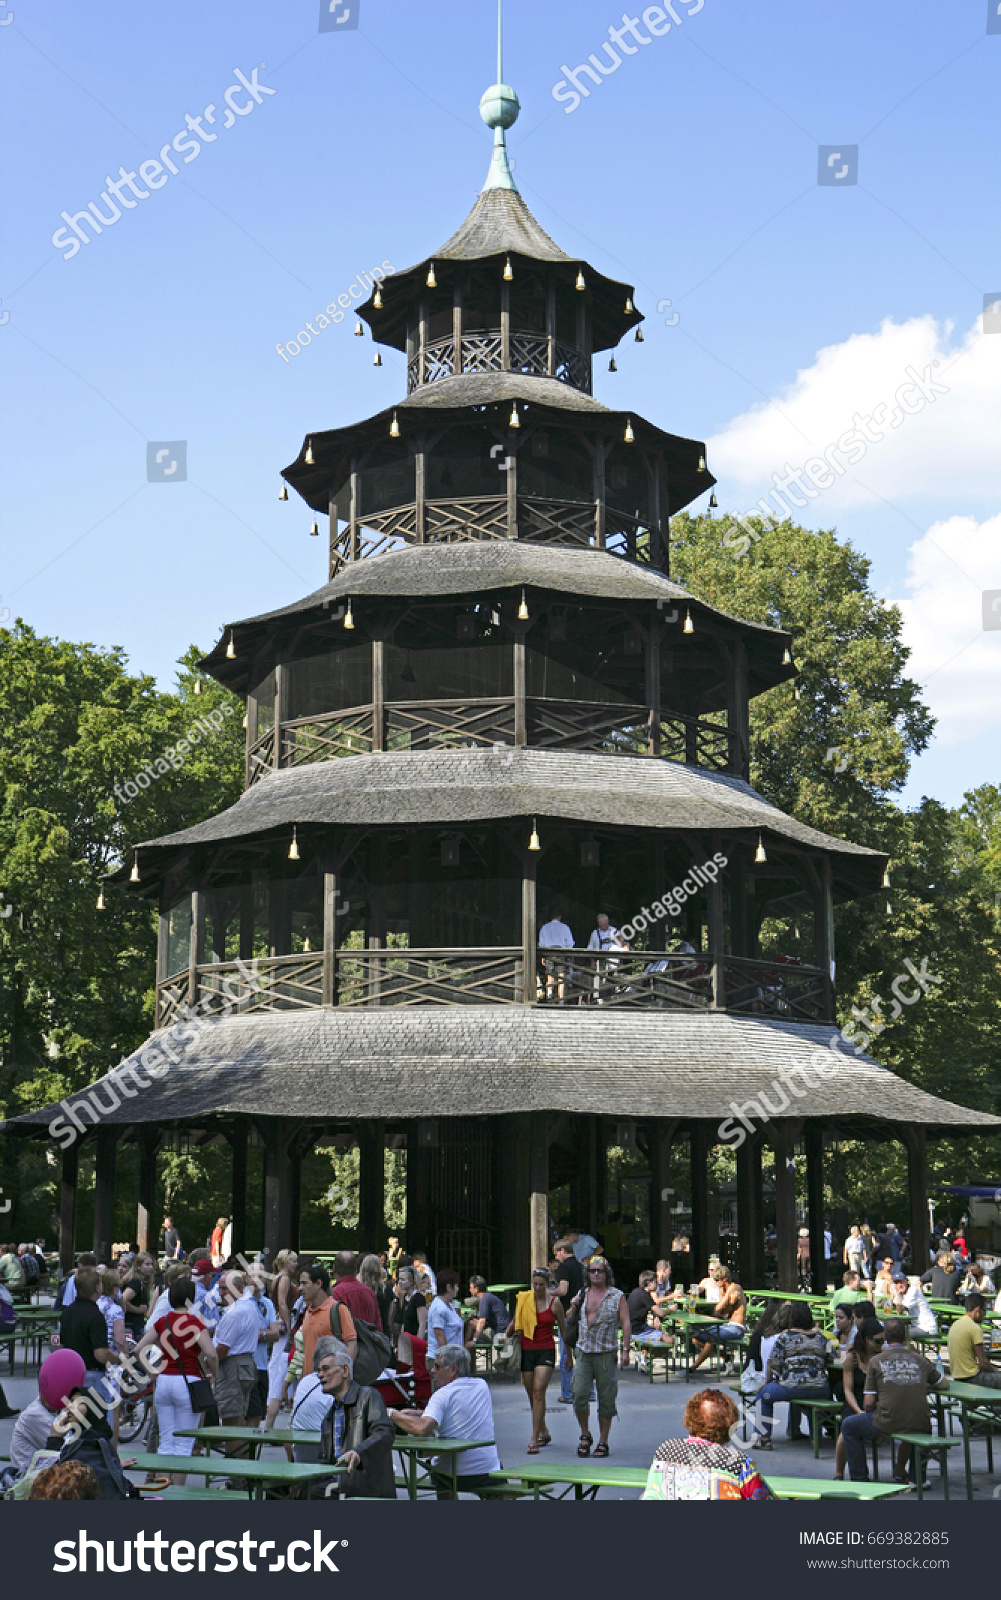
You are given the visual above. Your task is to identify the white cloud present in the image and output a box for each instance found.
[893,514,1001,747]
[707,314,1001,748]
[708,313,1001,512]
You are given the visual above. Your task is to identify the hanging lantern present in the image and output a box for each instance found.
[697,455,707,473]
[782,647,793,666]
[373,285,383,309]
[304,442,315,465]
[518,589,529,621]
[226,632,235,659]
[193,678,202,696]
[608,356,617,372]
[354,319,364,336]
[635,327,644,343]
[242,711,248,729]
[528,818,541,852]
[503,255,513,281]
[683,608,694,634]
[373,351,383,367]
[288,827,299,862]
[509,403,520,428]
[426,263,437,287]
[344,599,354,630]
[279,483,288,501]
[708,492,718,509]
[624,296,633,313]
[575,270,586,291]
[624,419,635,443]
[310,520,319,537]
[130,856,140,883]
[390,411,400,438]
[886,901,893,916]
[882,867,891,889]
[303,936,311,953]
[794,684,801,701]
[755,836,767,865]
[96,888,105,911]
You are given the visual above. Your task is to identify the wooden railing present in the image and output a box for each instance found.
[155,949,831,1023]
[406,332,591,394]
[245,698,745,785]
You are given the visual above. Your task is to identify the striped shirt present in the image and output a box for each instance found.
[576,1287,623,1354]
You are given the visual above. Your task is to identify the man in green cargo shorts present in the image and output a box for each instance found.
[570,1258,631,1458]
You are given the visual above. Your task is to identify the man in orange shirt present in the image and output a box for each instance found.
[299,1264,356,1375]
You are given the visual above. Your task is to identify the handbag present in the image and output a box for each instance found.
[564,1288,584,1351]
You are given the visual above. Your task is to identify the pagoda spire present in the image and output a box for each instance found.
[478,0,520,192]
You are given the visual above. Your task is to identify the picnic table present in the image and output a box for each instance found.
[764,1476,910,1500]
[394,1436,495,1500]
[176,1425,321,1456]
[936,1379,1001,1499]
[487,1283,527,1316]
[490,1462,649,1500]
[129,1452,342,1500]
[658,1308,733,1380]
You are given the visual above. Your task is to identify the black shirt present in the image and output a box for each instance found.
[60,1298,111,1370]
[920,1265,962,1303]
[554,1254,582,1311]
[627,1287,656,1336]
[402,1291,426,1337]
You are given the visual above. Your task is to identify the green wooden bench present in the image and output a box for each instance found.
[636,1338,672,1382]
[887,1431,963,1500]
[794,1396,844,1459]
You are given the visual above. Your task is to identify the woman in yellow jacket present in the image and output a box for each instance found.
[511,1269,570,1454]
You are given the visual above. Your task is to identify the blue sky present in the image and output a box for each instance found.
[3,0,999,809]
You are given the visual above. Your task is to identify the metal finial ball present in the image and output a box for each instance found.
[479,82,520,130]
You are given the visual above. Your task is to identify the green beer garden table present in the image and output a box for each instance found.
[130,1452,342,1499]
[489,1462,649,1500]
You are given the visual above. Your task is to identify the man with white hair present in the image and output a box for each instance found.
[288,1334,336,1462]
[314,1338,395,1498]
[213,1271,260,1457]
[389,1343,500,1498]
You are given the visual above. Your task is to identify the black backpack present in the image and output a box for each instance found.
[329,1302,394,1387]
[57,1433,140,1499]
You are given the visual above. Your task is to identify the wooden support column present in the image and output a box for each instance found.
[453,285,462,376]
[92,1126,119,1262]
[545,272,556,375]
[273,660,283,771]
[137,1129,158,1255]
[358,1120,386,1252]
[521,844,537,1004]
[188,889,205,1007]
[371,637,385,752]
[349,464,360,563]
[904,1127,930,1275]
[230,1117,248,1260]
[328,487,339,581]
[415,445,426,544]
[772,1126,799,1291]
[647,1118,679,1262]
[263,1123,294,1263]
[500,278,510,370]
[707,872,725,1010]
[816,856,836,1021]
[529,1113,549,1275]
[805,1124,826,1293]
[289,1135,303,1257]
[406,1119,433,1256]
[690,1124,711,1279]
[593,441,606,549]
[506,428,518,539]
[156,909,169,1028]
[240,885,255,965]
[736,1134,763,1289]
[59,1143,79,1275]
[645,625,661,756]
[323,870,337,1007]
[513,625,527,746]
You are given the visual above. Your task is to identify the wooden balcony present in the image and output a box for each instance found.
[406,331,591,394]
[155,948,832,1029]
[246,699,748,784]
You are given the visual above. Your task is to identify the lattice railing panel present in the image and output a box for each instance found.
[195,954,326,1015]
[536,950,713,1010]
[527,698,650,755]
[386,698,516,751]
[405,331,590,393]
[459,332,503,375]
[359,504,419,543]
[660,713,742,775]
[721,956,829,1022]
[281,706,374,766]
[156,970,190,1029]
[336,947,522,1007]
[247,726,276,787]
[519,496,596,547]
[554,341,592,393]
[424,496,509,542]
[508,332,550,375]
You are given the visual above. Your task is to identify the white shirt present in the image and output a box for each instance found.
[902,1282,938,1336]
[213,1293,260,1356]
[422,1376,499,1477]
[61,1274,78,1307]
[289,1371,334,1433]
[10,1397,56,1472]
[538,919,574,949]
[587,924,618,950]
[253,1293,277,1370]
[572,1234,600,1262]
[145,1278,214,1336]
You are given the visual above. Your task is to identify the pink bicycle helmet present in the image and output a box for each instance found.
[38,1348,86,1410]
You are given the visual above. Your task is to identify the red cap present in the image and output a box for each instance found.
[191,1258,213,1277]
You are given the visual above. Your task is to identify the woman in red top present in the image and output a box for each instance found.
[513,1268,570,1454]
[135,1276,218,1485]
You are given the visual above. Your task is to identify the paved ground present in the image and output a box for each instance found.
[3,1350,997,1499]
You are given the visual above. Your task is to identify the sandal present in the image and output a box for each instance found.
[577,1436,592,1457]
[594,1442,610,1458]
[538,1432,552,1447]
[526,1441,540,1454]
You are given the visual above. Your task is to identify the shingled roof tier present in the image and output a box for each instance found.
[5,1010,994,1137]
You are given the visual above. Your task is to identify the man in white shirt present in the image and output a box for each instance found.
[538,910,574,1002]
[388,1343,499,1498]
[587,913,618,950]
[287,1334,336,1461]
[247,1281,281,1425]
[213,1272,261,1453]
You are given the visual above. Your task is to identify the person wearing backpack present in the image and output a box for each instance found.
[18,1244,40,1291]
[298,1263,356,1375]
